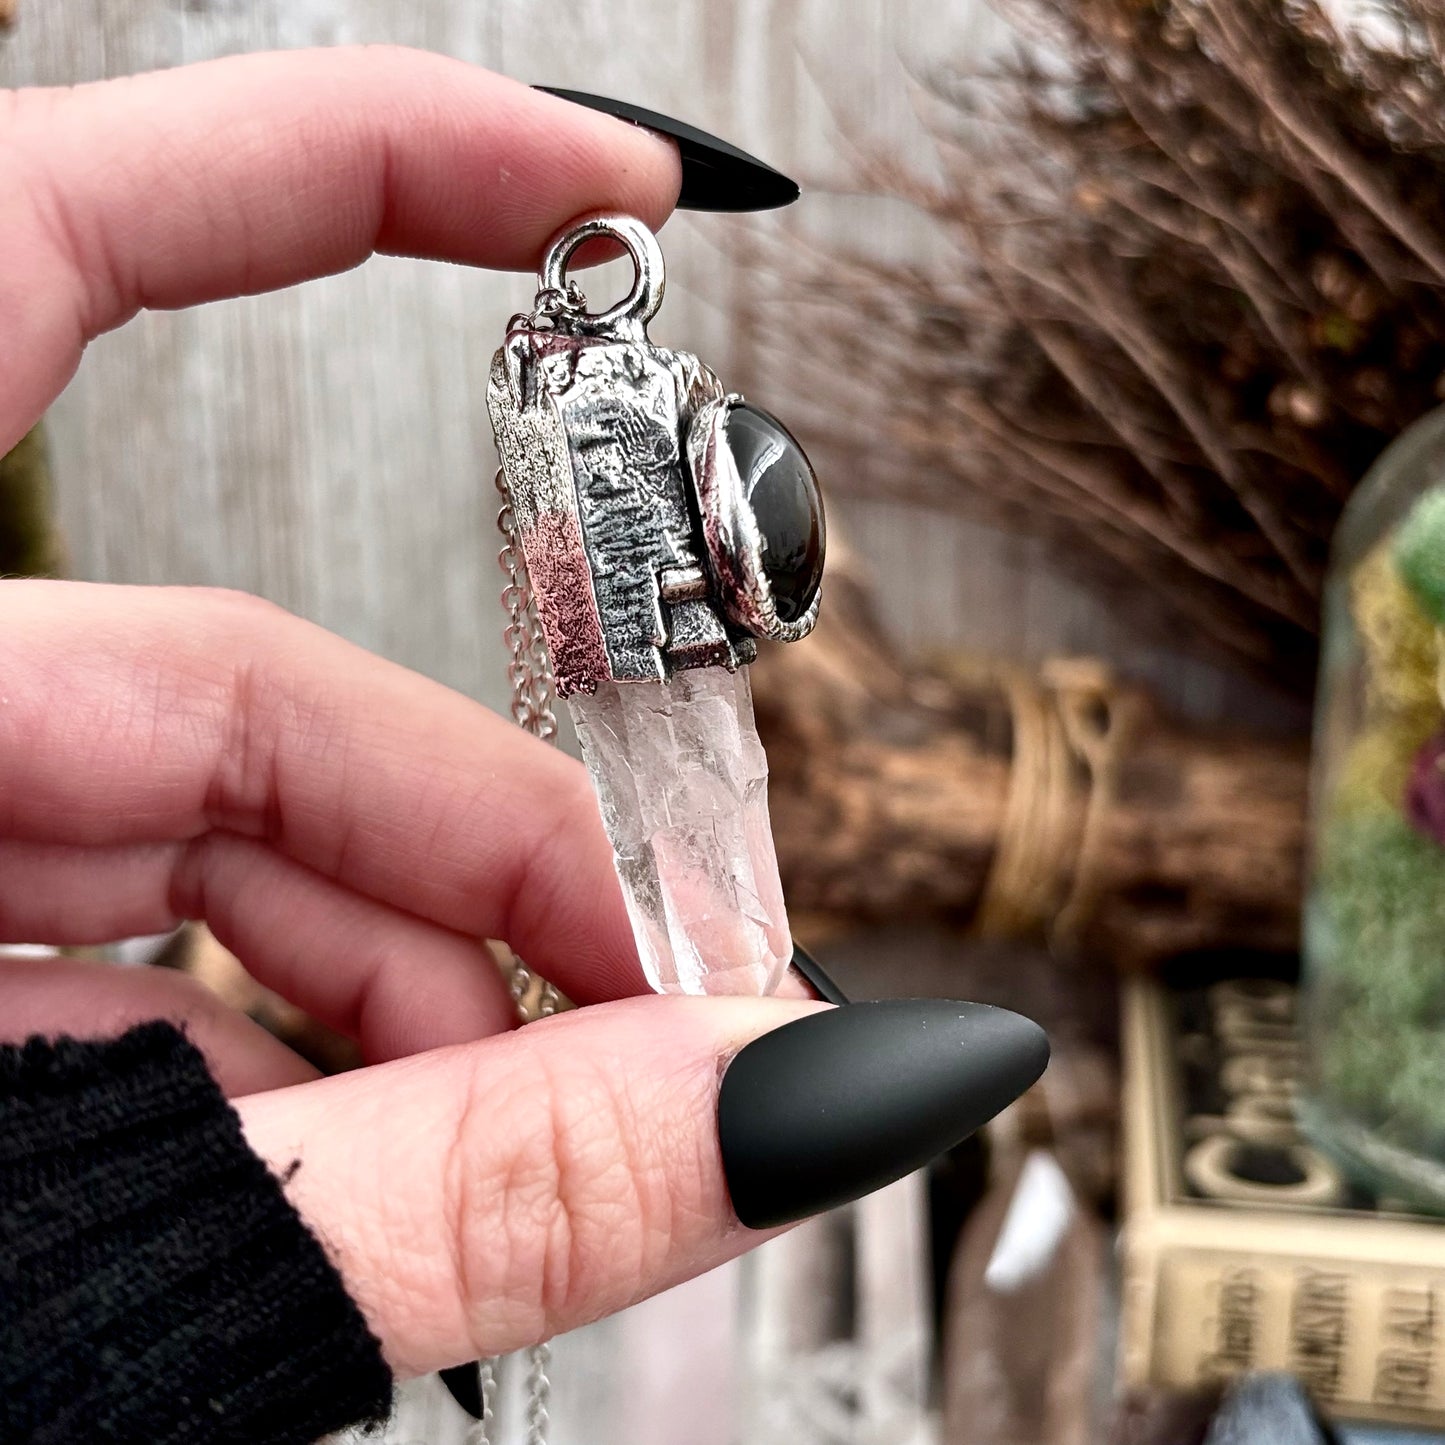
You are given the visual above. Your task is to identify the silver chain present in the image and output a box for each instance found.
[495,469,559,744]
[469,1358,498,1445]
[507,280,589,338]
[494,467,562,1024]
[466,474,562,1445]
[524,1342,552,1445]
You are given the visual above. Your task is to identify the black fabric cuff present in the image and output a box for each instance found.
[0,1021,393,1444]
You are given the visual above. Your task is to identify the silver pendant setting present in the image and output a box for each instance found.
[690,394,823,645]
[487,212,824,697]
[488,213,824,997]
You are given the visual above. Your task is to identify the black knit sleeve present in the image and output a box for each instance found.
[0,1021,394,1444]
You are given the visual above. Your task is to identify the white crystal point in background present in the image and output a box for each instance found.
[568,666,792,996]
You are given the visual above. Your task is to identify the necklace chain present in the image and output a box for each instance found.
[496,469,559,743]
[467,476,561,1445]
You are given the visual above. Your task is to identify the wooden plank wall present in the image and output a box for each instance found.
[1,0,1297,732]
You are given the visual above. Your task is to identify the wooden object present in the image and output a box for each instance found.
[755,566,1309,968]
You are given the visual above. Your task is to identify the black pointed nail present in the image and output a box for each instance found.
[788,942,850,1005]
[718,999,1049,1230]
[534,87,801,212]
[439,1363,482,1419]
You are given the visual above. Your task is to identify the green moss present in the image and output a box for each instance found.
[1394,487,1445,628]
[0,425,61,577]
[1317,1013,1445,1156]
[1318,1013,1400,1114]
[1332,719,1436,819]
[1318,811,1445,1014]
[1314,810,1445,1145]
[1350,538,1441,719]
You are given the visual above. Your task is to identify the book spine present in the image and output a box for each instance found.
[1120,1232,1445,1428]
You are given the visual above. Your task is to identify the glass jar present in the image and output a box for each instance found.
[1301,406,1445,1210]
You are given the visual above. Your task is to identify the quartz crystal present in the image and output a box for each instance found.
[569,666,792,995]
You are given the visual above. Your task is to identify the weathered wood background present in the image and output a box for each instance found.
[1,0,1293,733]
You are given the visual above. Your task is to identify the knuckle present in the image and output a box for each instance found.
[180,591,341,848]
[191,585,292,636]
[447,1031,674,1346]
[1,86,122,331]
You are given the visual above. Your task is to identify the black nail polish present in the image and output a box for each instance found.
[440,1364,482,1419]
[788,942,850,1005]
[718,999,1049,1230]
[534,87,801,212]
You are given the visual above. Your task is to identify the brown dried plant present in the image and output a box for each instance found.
[788,0,1445,692]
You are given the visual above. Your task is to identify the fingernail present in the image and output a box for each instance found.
[718,999,1049,1229]
[534,87,801,212]
[439,1364,482,1419]
[788,942,850,1005]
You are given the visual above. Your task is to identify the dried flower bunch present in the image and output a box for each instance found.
[797,0,1445,691]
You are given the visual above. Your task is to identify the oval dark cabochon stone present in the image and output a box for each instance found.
[722,401,825,623]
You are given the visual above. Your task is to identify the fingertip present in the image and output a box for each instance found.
[476,83,682,272]
[524,82,683,222]
[234,995,826,1372]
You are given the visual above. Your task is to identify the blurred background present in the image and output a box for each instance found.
[2,0,1285,728]
[9,1,1445,1443]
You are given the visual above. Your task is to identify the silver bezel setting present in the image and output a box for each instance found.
[688,393,823,645]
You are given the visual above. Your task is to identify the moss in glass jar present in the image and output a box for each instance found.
[1318,811,1445,1019]
[1313,810,1445,1153]
[1330,718,1435,821]
[1351,538,1441,722]
[1303,413,1445,1208]
[1395,487,1445,630]
[1318,1009,1445,1160]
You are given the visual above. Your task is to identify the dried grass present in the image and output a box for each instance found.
[788,0,1445,691]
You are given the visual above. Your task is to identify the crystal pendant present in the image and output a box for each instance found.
[569,667,791,996]
[489,215,823,998]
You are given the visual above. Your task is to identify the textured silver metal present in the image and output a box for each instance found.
[689,393,822,644]
[487,314,748,692]
[489,212,819,696]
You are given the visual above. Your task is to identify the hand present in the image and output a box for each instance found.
[0,47,826,1374]
[0,48,1050,1382]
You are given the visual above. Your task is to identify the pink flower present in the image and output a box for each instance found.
[1405,732,1445,847]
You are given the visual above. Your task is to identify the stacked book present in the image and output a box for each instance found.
[1119,964,1445,1432]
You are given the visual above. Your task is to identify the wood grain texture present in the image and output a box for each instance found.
[755,568,1308,966]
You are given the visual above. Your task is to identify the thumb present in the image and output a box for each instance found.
[236,994,1048,1376]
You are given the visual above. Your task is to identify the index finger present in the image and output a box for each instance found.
[0,46,681,449]
[0,580,644,1003]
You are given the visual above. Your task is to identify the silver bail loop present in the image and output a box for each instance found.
[537,212,665,339]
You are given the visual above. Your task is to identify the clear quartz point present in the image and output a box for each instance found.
[568,666,792,996]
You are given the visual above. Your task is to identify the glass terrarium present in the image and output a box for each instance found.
[1301,406,1445,1210]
